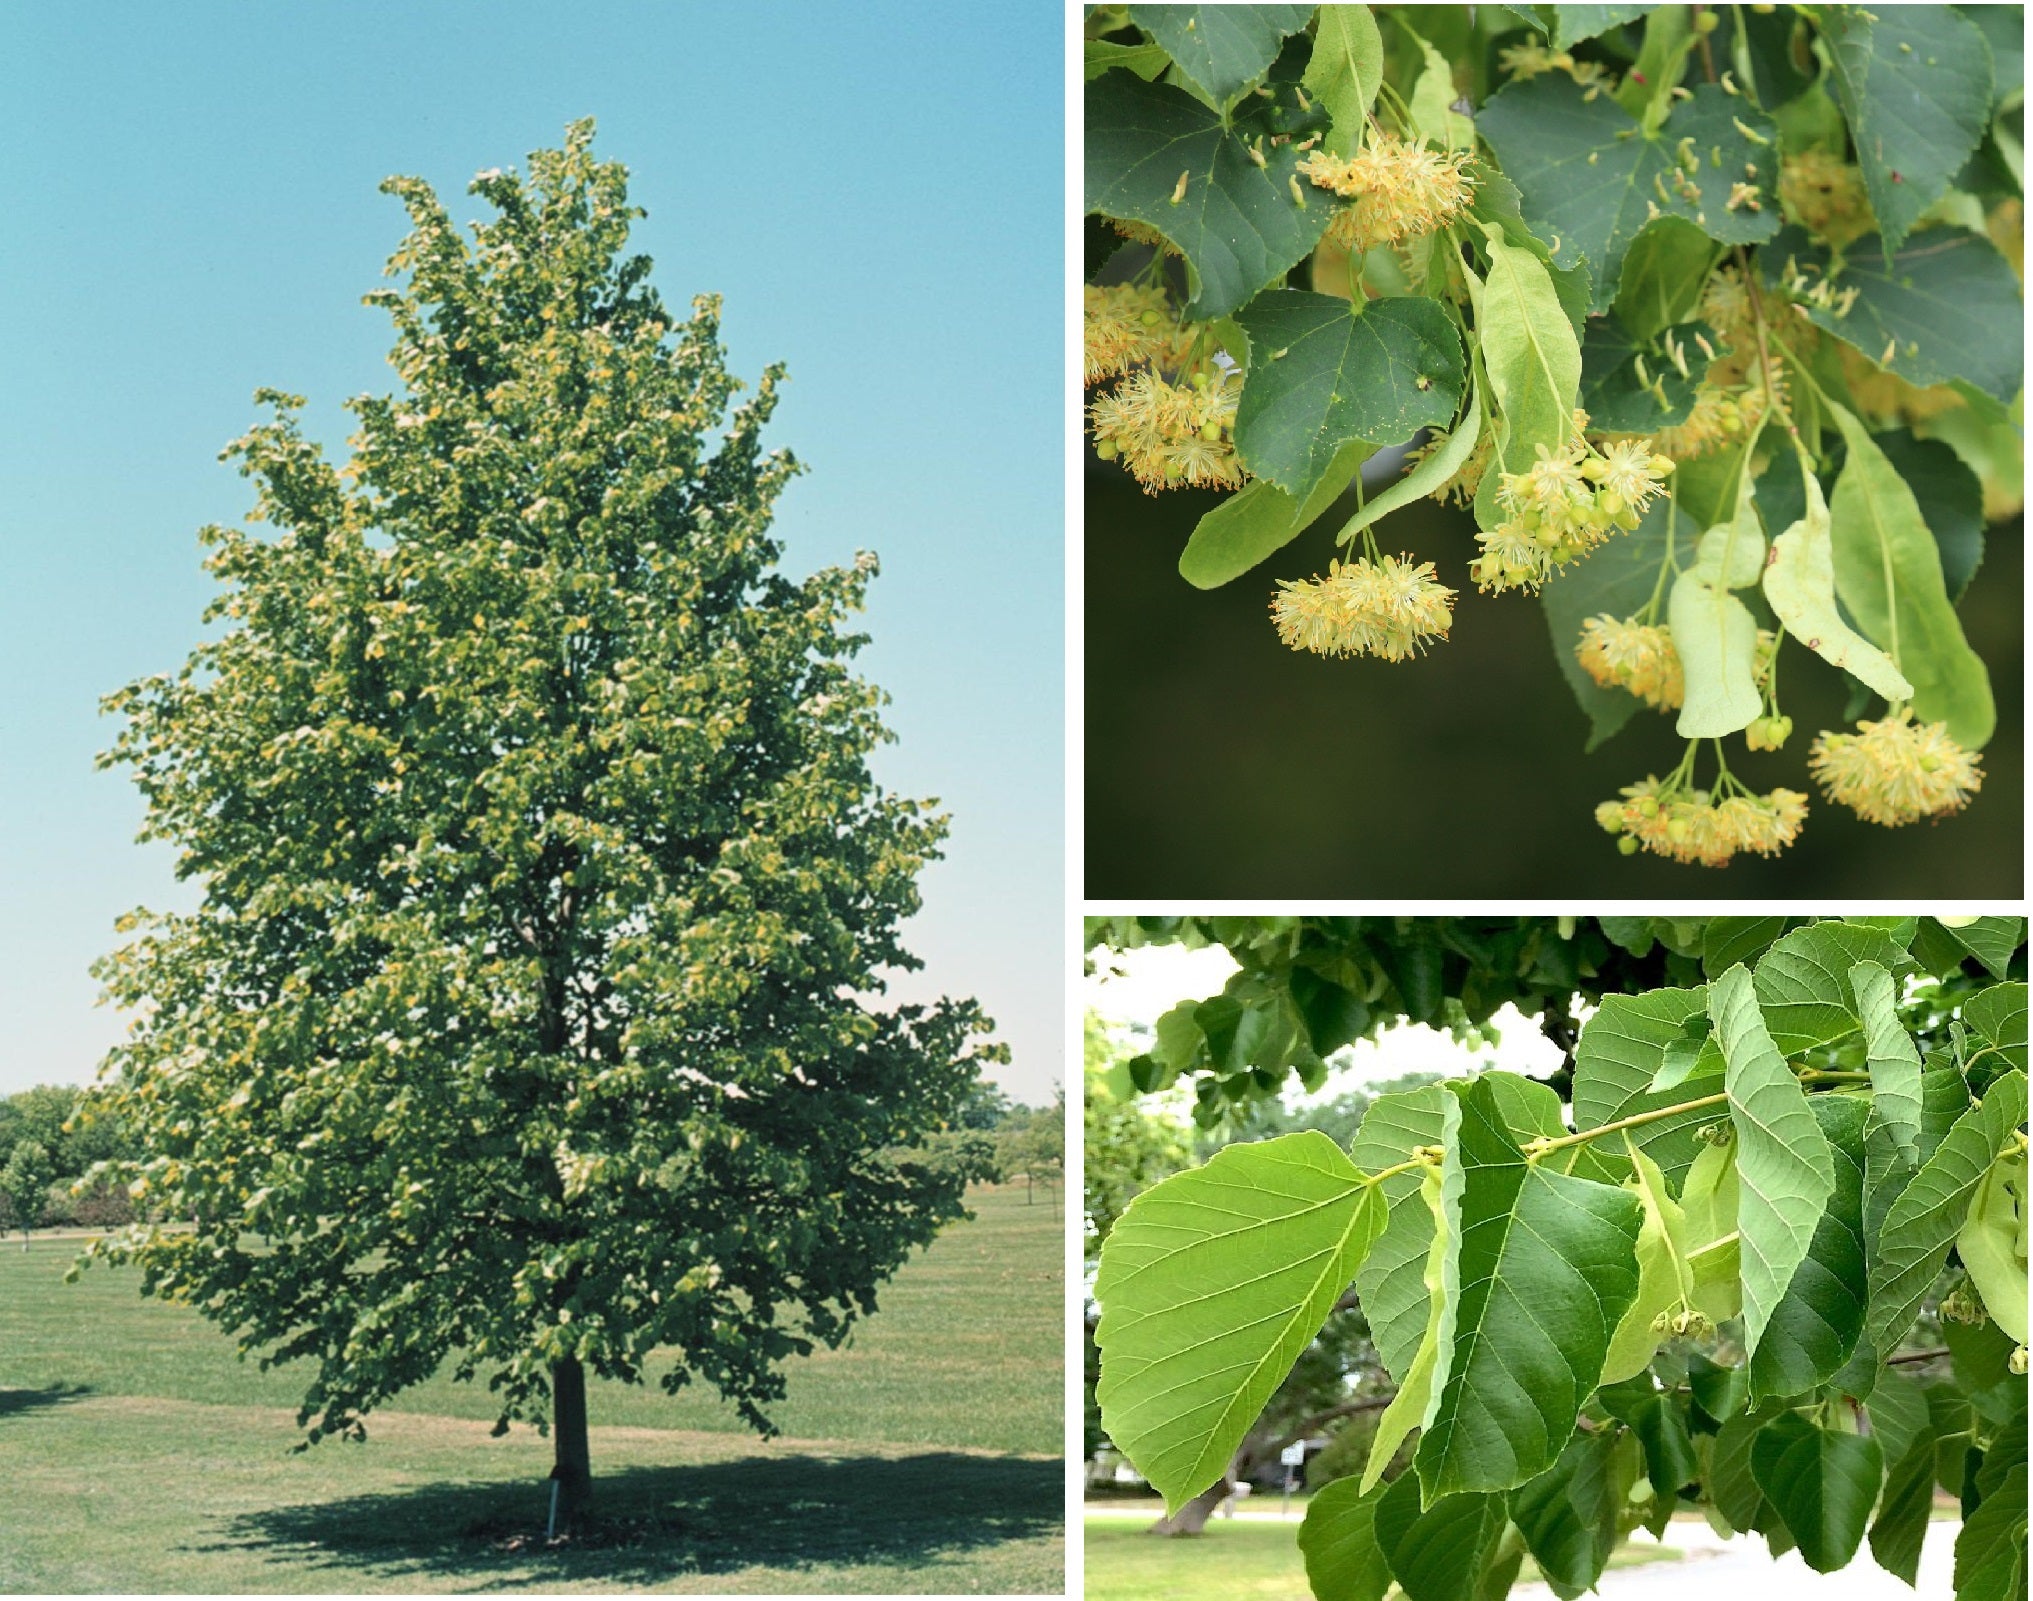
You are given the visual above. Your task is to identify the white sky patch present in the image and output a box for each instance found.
[1087,941,1576,1118]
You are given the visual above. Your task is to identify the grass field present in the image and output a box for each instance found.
[1084,1514,1680,1601]
[0,1184,1064,1594]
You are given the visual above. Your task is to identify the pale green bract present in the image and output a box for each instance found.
[1472,231,1583,501]
[1598,1147,1691,1386]
[1763,470,1912,702]
[1091,1129,1386,1511]
[1671,472,1764,739]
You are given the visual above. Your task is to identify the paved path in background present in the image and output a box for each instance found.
[1086,1506,1960,1600]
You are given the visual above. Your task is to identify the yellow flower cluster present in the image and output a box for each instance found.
[1084,283,1180,386]
[1576,616,1683,709]
[1471,435,1673,593]
[1110,218,1182,257]
[1298,136,1477,252]
[1836,344,1965,426]
[1269,554,1456,661]
[1596,778,1810,866]
[1778,151,1872,247]
[1650,331,1786,459]
[1698,266,1754,340]
[1497,41,1616,97]
[1088,368,1243,493]
[1808,712,1984,826]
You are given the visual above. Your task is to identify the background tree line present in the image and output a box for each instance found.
[0,1075,1060,1243]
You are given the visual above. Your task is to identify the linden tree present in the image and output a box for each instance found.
[1084,5,2023,867]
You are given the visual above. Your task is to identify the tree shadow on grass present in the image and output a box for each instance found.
[0,1383,93,1420]
[209,1450,1062,1588]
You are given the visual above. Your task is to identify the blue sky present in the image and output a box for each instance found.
[0,4,1063,1103]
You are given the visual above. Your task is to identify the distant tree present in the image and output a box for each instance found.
[999,1098,1065,1205]
[0,1085,81,1175]
[1083,1012,1189,1251]
[88,124,1002,1530]
[954,1079,1018,1131]
[3,1140,54,1249]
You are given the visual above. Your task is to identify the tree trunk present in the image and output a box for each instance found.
[1148,1468,1235,1535]
[551,1357,592,1531]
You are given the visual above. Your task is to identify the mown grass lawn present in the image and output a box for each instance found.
[1083,1513,1681,1601]
[0,1184,1063,1594]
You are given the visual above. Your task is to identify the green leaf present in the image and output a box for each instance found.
[1305,5,1386,154]
[1826,400,1995,746]
[1763,468,1914,702]
[1940,917,2026,981]
[1085,39,1174,81]
[1476,77,1781,313]
[1550,5,1651,51]
[1299,1476,1393,1601]
[1747,1092,1868,1403]
[1750,1410,1885,1573]
[1178,439,1370,588]
[1571,984,1717,1186]
[1092,1130,1388,1511]
[1738,6,1818,106]
[1234,291,1467,499]
[1085,72,1331,319]
[1578,315,1717,431]
[1599,1376,1698,1502]
[1869,1417,1937,1586]
[1965,982,2029,1080]
[1351,1085,1458,1385]
[1687,1347,1750,1426]
[1853,959,1924,1178]
[1414,1078,1644,1499]
[1475,230,1584,480]
[1820,5,1994,258]
[1613,215,1719,340]
[1509,1428,1625,1601]
[1539,495,1679,751]
[1868,1070,2028,1356]
[1704,917,1790,978]
[1870,1425,1938,1585]
[1753,920,1905,1055]
[1955,1408,2028,1601]
[1374,1472,1506,1601]
[1670,473,1765,739]
[1766,224,2024,403]
[1958,3,2023,107]
[1872,430,1984,604]
[1709,1407,1773,1532]
[1128,5,1316,112]
[1709,964,1837,1364]
[1854,961,1933,1324]
[1332,383,1482,549]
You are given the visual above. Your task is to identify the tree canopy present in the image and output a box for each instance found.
[86,123,1003,1525]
